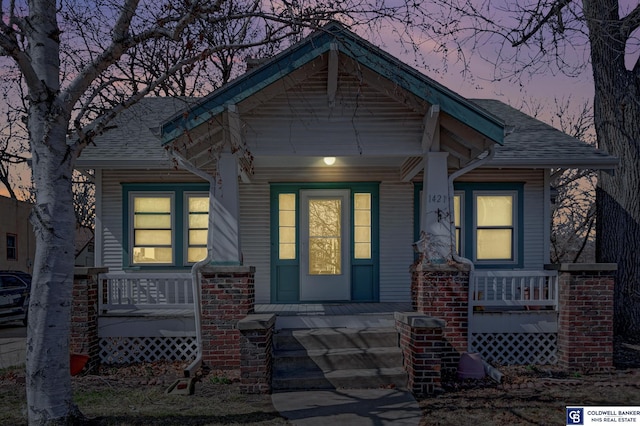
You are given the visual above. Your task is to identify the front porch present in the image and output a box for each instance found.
[72,264,615,394]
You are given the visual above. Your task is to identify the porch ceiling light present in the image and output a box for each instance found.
[323,156,336,166]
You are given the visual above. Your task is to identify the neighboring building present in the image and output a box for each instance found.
[76,23,617,305]
[0,196,35,274]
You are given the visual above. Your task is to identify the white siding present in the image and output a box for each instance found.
[98,166,548,303]
[379,182,415,302]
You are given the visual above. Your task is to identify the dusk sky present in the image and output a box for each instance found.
[3,2,639,198]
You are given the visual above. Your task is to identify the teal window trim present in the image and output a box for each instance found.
[414,182,524,269]
[122,183,209,270]
[270,182,380,302]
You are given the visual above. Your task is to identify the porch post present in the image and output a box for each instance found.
[211,152,242,264]
[419,151,453,263]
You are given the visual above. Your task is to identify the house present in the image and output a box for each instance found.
[0,195,35,274]
[76,23,616,305]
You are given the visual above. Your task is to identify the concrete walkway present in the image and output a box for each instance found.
[271,389,422,425]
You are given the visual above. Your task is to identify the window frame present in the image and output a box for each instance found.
[6,233,17,261]
[414,182,524,269]
[122,183,209,269]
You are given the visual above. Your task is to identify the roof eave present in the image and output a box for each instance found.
[485,158,620,170]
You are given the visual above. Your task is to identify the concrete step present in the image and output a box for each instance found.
[273,327,399,351]
[273,346,404,372]
[271,323,407,392]
[272,367,408,391]
[275,314,396,330]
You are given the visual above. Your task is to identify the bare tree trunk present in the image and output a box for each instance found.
[23,1,82,424]
[25,108,80,424]
[586,0,640,338]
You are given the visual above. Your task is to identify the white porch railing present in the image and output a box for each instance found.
[99,272,194,311]
[470,270,559,311]
[468,270,559,365]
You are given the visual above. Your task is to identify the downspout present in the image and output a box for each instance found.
[170,149,216,378]
[447,146,495,352]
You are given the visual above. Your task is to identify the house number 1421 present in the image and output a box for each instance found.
[428,194,448,203]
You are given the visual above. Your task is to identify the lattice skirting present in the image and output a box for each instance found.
[99,337,198,364]
[470,332,557,365]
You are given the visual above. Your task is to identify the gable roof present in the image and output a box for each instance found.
[161,22,506,146]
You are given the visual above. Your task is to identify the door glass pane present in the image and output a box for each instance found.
[308,198,341,275]
[279,194,296,260]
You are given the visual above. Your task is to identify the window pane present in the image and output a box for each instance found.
[477,195,513,226]
[187,247,207,263]
[134,215,171,228]
[132,195,173,265]
[454,195,461,226]
[134,197,171,213]
[477,229,512,260]
[189,230,208,245]
[135,230,172,245]
[133,247,173,263]
[189,197,209,212]
[189,213,208,228]
[279,194,296,260]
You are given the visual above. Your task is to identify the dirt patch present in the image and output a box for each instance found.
[0,362,287,425]
[2,341,640,425]
[420,338,640,425]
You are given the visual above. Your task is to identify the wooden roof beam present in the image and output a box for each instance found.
[422,104,440,152]
[327,43,338,107]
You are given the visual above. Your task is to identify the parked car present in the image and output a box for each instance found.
[0,271,31,326]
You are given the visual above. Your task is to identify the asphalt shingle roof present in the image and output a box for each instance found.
[76,97,617,171]
[76,97,198,168]
[472,99,617,169]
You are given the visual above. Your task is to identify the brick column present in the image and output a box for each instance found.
[71,267,108,373]
[395,312,445,396]
[238,314,275,394]
[199,265,255,372]
[552,263,616,372]
[411,262,470,372]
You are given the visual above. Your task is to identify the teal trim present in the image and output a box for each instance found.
[413,182,524,269]
[161,23,504,145]
[122,183,209,269]
[270,182,380,303]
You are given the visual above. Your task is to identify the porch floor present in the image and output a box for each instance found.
[254,302,412,316]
